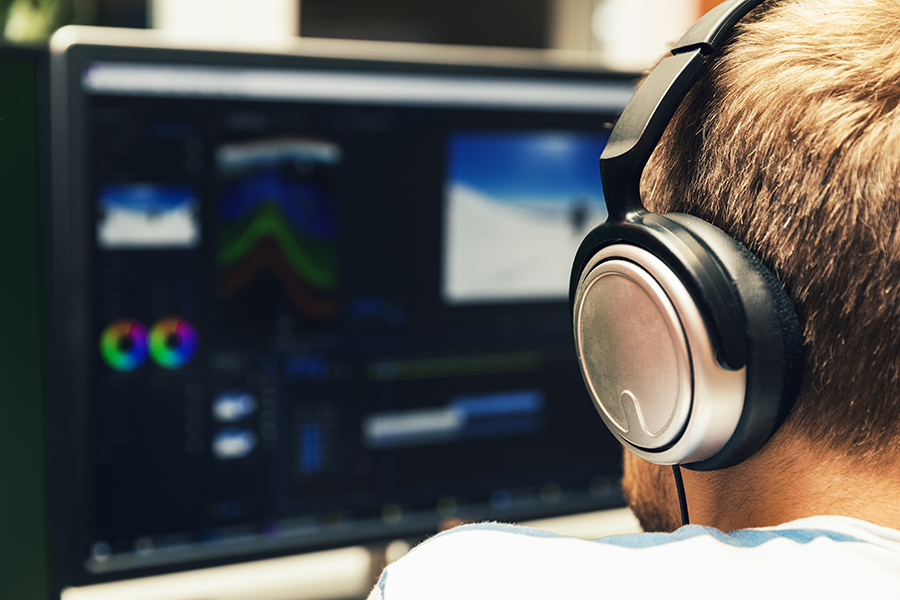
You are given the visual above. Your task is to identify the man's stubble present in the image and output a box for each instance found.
[621,450,683,533]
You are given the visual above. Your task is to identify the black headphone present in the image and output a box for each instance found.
[570,0,803,472]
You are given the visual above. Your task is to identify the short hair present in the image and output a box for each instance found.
[641,0,900,464]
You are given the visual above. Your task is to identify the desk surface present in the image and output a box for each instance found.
[62,507,641,600]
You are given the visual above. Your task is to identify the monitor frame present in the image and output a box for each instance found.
[49,25,636,592]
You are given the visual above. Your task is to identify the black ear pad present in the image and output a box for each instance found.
[665,213,804,470]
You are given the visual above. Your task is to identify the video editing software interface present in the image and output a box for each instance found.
[57,45,635,585]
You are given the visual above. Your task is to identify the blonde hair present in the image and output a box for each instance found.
[642,0,900,463]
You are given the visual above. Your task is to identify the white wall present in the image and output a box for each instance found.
[551,0,700,71]
[151,0,299,41]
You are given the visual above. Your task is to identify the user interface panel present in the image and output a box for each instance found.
[54,44,634,585]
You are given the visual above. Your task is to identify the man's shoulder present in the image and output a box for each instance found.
[369,517,900,599]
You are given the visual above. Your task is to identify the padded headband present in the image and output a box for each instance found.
[600,0,769,220]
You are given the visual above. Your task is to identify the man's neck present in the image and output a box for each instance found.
[680,432,900,532]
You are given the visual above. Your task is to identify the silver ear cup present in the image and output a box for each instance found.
[576,257,692,449]
[573,244,747,465]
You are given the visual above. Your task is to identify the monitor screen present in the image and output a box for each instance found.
[49,29,635,588]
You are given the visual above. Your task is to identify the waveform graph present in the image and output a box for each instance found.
[215,139,342,328]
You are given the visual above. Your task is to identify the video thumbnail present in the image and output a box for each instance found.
[97,183,199,249]
[443,132,608,304]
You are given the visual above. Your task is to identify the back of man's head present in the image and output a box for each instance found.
[642,0,900,467]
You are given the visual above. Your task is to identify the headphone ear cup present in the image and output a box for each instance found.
[731,232,804,432]
[665,214,803,470]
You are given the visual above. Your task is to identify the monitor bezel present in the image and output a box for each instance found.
[49,26,635,590]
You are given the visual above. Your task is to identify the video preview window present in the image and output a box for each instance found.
[443,132,609,304]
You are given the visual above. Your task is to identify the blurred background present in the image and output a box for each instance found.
[0,0,725,71]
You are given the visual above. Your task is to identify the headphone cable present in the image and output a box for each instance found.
[672,465,690,527]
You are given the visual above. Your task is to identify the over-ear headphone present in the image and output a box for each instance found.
[570,0,803,471]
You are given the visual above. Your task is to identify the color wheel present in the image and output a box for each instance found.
[149,317,198,369]
[100,319,148,372]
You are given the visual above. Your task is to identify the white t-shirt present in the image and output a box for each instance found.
[369,515,900,599]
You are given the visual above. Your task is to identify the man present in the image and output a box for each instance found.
[369,0,900,596]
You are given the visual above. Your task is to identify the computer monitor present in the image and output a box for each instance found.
[48,26,635,591]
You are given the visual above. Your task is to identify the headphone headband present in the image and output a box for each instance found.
[600,0,768,221]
